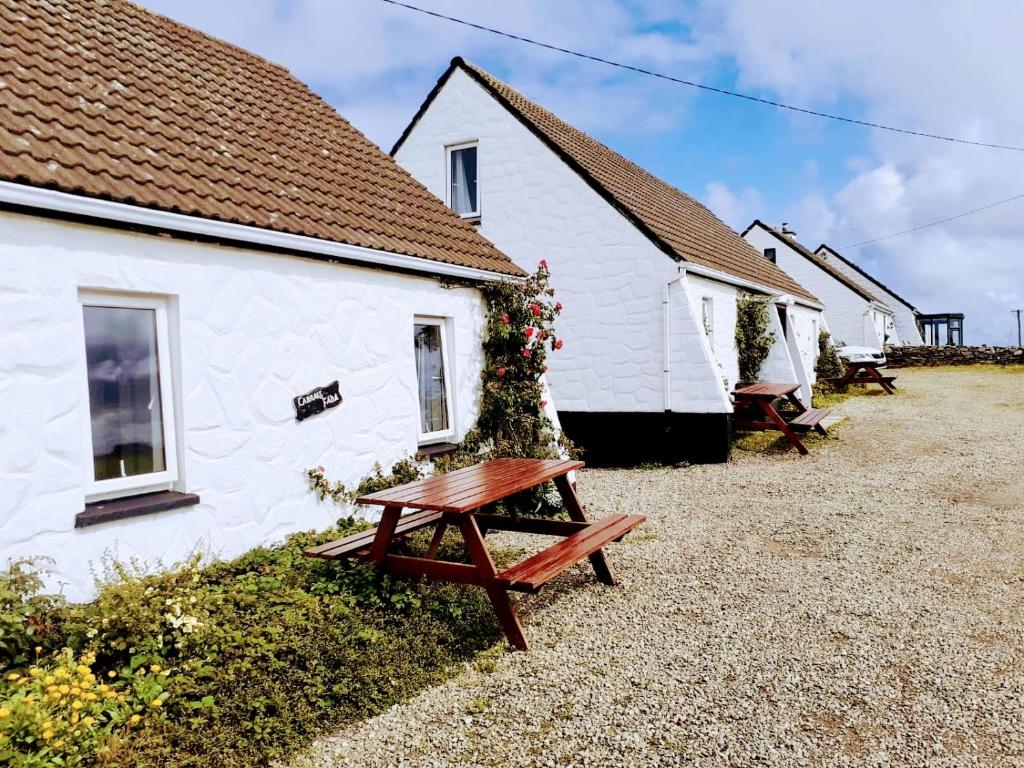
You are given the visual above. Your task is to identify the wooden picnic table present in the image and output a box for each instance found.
[304,458,644,651]
[733,382,830,456]
[830,361,897,394]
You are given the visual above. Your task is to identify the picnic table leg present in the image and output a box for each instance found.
[758,400,809,456]
[867,366,896,394]
[458,515,529,651]
[425,521,448,560]
[367,505,402,563]
[553,475,617,586]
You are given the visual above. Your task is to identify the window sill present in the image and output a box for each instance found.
[415,442,459,460]
[76,491,200,529]
[459,215,481,226]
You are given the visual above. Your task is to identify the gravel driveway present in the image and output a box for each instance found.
[293,367,1024,767]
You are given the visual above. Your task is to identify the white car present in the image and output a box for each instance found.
[838,345,887,367]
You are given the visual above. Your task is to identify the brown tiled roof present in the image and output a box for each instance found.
[745,222,886,305]
[0,1,523,277]
[815,244,918,313]
[394,57,817,302]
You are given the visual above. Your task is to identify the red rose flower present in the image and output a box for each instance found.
[539,259,548,268]
[317,466,325,472]
[554,339,564,350]
[501,313,510,325]
[530,303,542,317]
[525,326,534,338]
[523,348,532,358]
[543,365,549,373]
[497,367,506,377]
[540,400,547,408]
[555,301,563,312]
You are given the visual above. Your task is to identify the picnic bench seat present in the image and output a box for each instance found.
[495,513,645,593]
[302,458,644,651]
[304,509,442,560]
[787,407,831,433]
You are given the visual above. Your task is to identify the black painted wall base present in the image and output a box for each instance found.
[558,411,731,466]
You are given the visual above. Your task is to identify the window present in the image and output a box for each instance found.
[764,247,776,263]
[80,292,178,497]
[414,318,454,443]
[446,142,479,218]
[701,297,714,344]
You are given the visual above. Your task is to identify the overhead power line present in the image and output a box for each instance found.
[837,192,1024,248]
[380,0,1024,152]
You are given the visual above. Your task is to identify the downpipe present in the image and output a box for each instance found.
[663,270,687,412]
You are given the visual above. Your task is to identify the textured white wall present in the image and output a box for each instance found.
[818,252,923,344]
[0,212,487,600]
[395,69,729,414]
[744,227,880,350]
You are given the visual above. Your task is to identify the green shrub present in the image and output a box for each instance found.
[0,648,168,766]
[0,526,501,768]
[735,294,777,382]
[815,330,844,381]
[0,560,63,670]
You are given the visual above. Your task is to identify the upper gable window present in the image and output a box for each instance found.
[764,247,776,263]
[446,142,479,218]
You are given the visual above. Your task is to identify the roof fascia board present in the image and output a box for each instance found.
[0,181,517,283]
[684,262,823,310]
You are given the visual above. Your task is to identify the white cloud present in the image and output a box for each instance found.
[691,0,1024,345]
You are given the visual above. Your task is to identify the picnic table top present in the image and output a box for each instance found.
[734,382,800,399]
[355,457,583,514]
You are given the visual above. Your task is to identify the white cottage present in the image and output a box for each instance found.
[0,2,525,599]
[743,221,898,350]
[393,58,824,464]
[813,244,925,345]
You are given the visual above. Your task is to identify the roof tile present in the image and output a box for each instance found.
[0,0,523,277]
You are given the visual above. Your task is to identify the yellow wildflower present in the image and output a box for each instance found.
[54,669,69,679]
[5,673,19,682]
[107,671,117,679]
[76,664,90,676]
[0,707,9,719]
[149,698,163,708]
[82,716,96,726]
[71,701,83,710]
[150,664,162,673]
[54,740,65,749]
[34,646,42,654]
[129,714,142,724]
[44,675,55,684]
[42,729,54,740]
[58,684,71,695]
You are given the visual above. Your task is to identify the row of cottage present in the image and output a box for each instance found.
[0,1,926,597]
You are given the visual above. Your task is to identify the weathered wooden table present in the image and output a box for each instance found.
[831,361,897,394]
[304,458,645,651]
[733,382,830,456]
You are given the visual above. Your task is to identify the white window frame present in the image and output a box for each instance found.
[414,316,456,445]
[445,141,480,219]
[79,290,179,499]
[701,296,714,346]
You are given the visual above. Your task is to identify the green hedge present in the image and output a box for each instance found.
[1,523,501,767]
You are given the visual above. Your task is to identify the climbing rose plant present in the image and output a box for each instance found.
[815,329,844,381]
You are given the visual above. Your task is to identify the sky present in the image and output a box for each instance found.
[142,0,1024,346]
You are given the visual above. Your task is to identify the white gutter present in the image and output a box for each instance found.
[0,181,519,284]
[682,261,824,311]
[663,269,687,411]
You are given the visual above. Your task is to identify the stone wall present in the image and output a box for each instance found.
[885,345,1024,367]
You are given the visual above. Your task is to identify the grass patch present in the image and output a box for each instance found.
[0,523,507,768]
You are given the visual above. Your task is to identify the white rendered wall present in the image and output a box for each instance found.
[0,212,487,600]
[818,252,923,344]
[744,227,880,350]
[395,69,728,415]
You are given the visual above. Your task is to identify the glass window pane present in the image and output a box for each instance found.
[414,323,449,435]
[83,305,166,481]
[450,146,478,215]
